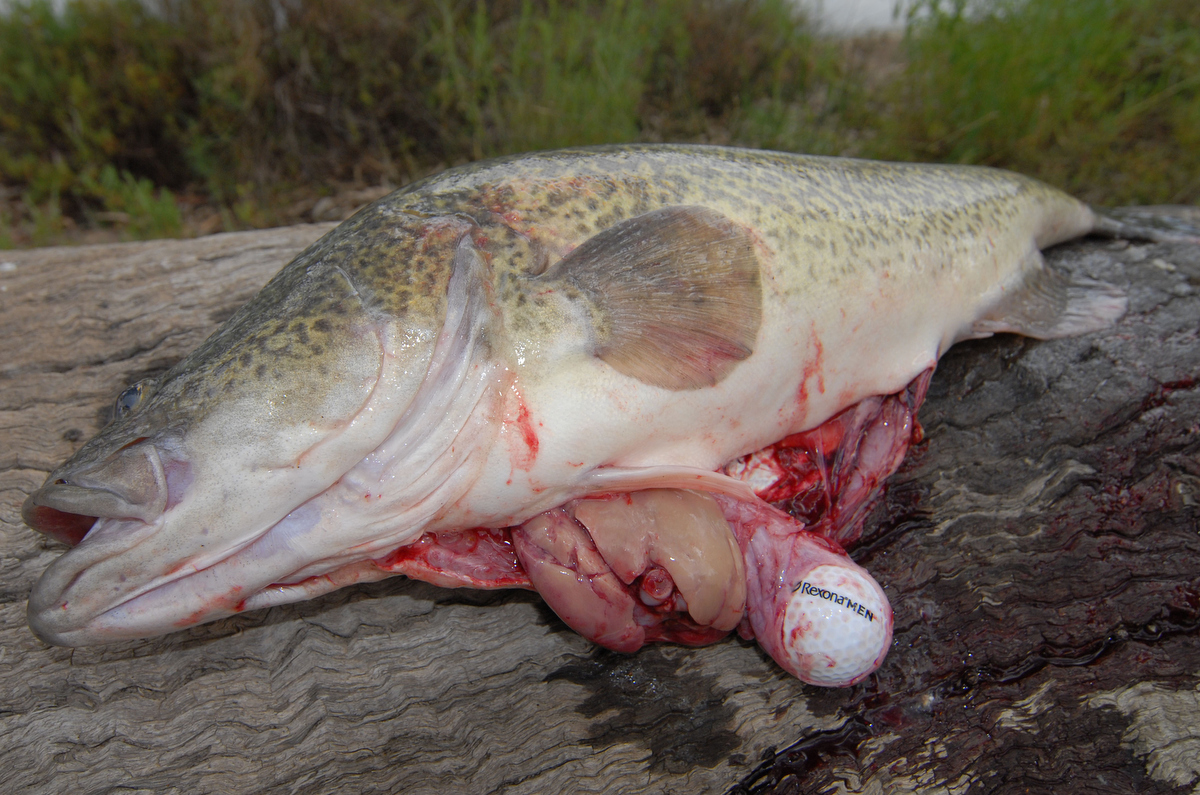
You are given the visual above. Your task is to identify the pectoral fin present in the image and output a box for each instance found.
[545,206,763,390]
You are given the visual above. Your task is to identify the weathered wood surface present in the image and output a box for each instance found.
[1,221,1197,794]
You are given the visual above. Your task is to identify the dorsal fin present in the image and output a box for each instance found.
[544,206,763,390]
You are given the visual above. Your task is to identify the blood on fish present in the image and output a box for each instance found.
[177,586,243,628]
[795,325,827,415]
[639,567,674,604]
[21,145,1134,666]
[739,368,933,546]
[417,217,469,251]
[230,373,936,664]
[378,528,532,590]
[501,384,540,472]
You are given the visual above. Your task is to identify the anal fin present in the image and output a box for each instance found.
[969,248,1126,341]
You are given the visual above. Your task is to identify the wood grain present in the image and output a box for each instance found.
[1,222,1197,794]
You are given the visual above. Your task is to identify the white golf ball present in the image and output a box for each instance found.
[782,563,891,687]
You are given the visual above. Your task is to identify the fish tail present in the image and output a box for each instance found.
[1089,207,1200,245]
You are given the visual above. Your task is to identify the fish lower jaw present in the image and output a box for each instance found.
[239,560,401,613]
[26,585,167,647]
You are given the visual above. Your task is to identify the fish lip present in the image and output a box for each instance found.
[26,514,167,646]
[24,440,171,545]
[27,495,361,646]
[27,573,77,645]
[22,480,164,549]
[26,491,316,646]
[27,530,288,647]
[26,482,157,525]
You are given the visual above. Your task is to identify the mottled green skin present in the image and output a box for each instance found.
[49,202,463,480]
[394,143,1071,280]
[54,144,1083,486]
[378,144,1083,354]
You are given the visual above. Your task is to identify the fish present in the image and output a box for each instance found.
[22,145,1127,685]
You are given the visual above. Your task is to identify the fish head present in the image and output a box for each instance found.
[24,207,465,645]
[23,170,765,647]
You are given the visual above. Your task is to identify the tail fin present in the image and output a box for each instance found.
[1091,206,1200,244]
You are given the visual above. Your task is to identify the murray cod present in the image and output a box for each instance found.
[23,145,1127,685]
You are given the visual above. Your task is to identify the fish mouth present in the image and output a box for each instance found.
[23,439,171,547]
[22,484,159,547]
[25,513,164,645]
[21,496,98,547]
[23,439,197,645]
[25,480,338,646]
[25,499,332,647]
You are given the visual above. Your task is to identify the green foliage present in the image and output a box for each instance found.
[25,192,68,246]
[426,0,820,157]
[0,0,1195,247]
[0,205,15,249]
[0,0,189,197]
[429,0,669,157]
[871,0,1200,205]
[162,0,434,197]
[81,165,183,239]
[0,0,822,233]
[657,0,834,148]
[0,0,187,239]
[0,0,439,221]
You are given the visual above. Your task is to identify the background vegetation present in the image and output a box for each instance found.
[0,0,1196,247]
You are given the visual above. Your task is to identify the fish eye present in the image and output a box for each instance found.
[114,383,145,419]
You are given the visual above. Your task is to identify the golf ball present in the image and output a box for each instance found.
[782,563,891,687]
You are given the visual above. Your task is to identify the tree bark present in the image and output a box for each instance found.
[1,222,1197,794]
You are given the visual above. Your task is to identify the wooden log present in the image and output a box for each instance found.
[0,220,1197,794]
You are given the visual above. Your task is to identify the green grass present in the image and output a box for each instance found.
[81,165,183,239]
[869,0,1200,205]
[0,0,1196,247]
[429,0,667,156]
[0,203,17,249]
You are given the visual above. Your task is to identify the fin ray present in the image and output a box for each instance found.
[545,206,763,390]
[970,249,1126,340]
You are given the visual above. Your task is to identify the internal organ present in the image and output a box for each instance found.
[377,369,933,681]
[728,368,933,546]
[511,490,747,652]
